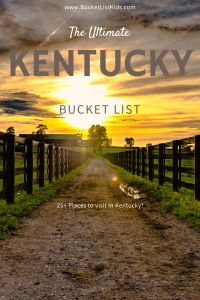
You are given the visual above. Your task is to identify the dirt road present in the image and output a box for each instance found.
[0,159,200,300]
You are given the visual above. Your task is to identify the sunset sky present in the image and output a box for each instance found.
[0,0,200,146]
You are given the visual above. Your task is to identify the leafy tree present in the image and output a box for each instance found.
[124,137,134,148]
[34,124,48,137]
[6,126,15,135]
[88,125,112,151]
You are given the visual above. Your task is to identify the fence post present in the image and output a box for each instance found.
[71,151,74,170]
[125,151,128,170]
[55,146,60,179]
[195,135,200,200]
[65,149,68,174]
[178,143,182,185]
[127,151,130,171]
[73,151,76,169]
[26,139,33,194]
[74,152,77,168]
[142,147,146,177]
[38,143,45,187]
[68,150,72,172]
[6,134,15,204]
[128,151,131,172]
[3,141,6,189]
[148,146,154,181]
[158,144,165,185]
[125,151,128,171]
[75,152,77,168]
[60,148,64,177]
[121,152,124,169]
[137,148,140,176]
[126,151,129,171]
[173,140,179,191]
[48,145,54,183]
[131,149,136,175]
[71,151,73,170]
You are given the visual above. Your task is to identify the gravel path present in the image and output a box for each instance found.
[0,159,200,300]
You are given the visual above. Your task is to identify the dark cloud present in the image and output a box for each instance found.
[118,0,200,32]
[158,24,200,32]
[0,98,55,117]
[109,83,200,97]
[0,99,36,113]
[0,91,59,118]
[123,13,200,33]
[0,91,59,106]
[10,91,40,99]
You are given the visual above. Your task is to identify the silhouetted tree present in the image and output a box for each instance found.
[6,126,15,135]
[33,124,48,137]
[124,137,134,148]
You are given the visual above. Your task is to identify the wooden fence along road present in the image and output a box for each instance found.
[105,135,200,200]
[0,134,90,204]
[1,133,200,203]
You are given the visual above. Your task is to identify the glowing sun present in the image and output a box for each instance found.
[51,75,115,129]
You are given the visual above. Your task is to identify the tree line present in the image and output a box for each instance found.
[2,124,134,150]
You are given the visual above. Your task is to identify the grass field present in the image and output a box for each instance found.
[109,161,200,228]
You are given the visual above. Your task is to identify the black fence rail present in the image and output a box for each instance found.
[105,135,200,200]
[0,134,90,204]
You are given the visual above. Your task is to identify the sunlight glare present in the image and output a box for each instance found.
[52,75,117,129]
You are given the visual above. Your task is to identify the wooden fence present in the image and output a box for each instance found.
[0,134,90,204]
[105,135,200,200]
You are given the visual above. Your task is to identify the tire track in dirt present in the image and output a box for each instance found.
[0,159,200,300]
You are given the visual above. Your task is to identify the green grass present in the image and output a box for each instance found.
[90,147,125,158]
[0,166,83,239]
[108,161,200,228]
[101,147,125,154]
